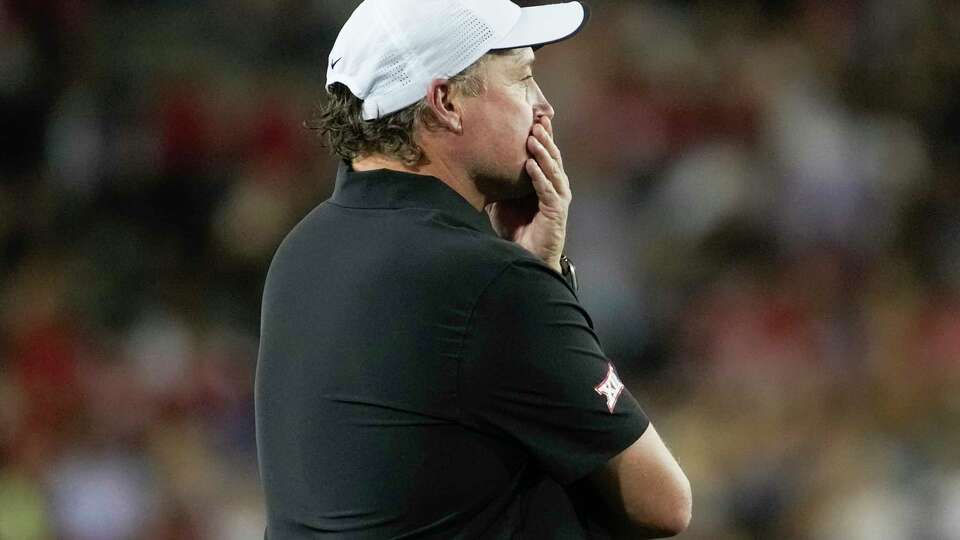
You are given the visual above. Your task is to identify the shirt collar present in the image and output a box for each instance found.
[331,162,496,236]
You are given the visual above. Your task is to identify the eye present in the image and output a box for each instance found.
[521,75,534,82]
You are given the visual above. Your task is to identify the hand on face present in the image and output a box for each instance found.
[486,116,571,274]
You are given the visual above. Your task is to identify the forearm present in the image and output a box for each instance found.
[568,485,685,539]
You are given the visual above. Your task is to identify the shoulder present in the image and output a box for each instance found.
[395,207,558,292]
[427,220,580,304]
[466,257,592,340]
[266,201,566,303]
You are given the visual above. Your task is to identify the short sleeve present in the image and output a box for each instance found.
[459,260,649,485]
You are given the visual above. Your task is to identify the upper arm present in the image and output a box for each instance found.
[574,424,692,538]
[458,260,649,485]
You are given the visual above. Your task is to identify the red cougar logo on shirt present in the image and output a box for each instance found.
[595,363,624,413]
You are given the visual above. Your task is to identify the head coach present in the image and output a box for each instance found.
[255,1,692,538]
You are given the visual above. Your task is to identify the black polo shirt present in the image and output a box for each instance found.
[255,164,649,539]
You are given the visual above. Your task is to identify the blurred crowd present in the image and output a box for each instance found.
[1,0,959,538]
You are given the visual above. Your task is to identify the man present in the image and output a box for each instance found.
[255,1,692,538]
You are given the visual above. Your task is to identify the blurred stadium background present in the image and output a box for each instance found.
[2,0,959,538]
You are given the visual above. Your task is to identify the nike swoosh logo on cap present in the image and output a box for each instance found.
[331,57,343,70]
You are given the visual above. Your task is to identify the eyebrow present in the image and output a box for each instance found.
[514,54,536,73]
[517,55,536,67]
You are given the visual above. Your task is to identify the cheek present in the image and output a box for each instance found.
[468,94,533,164]
[498,103,534,151]
[497,113,532,159]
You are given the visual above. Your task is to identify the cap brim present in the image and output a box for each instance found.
[492,2,590,51]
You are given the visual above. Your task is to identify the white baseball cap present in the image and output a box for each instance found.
[326,0,589,121]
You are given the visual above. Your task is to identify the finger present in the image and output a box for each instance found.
[528,143,570,200]
[526,159,559,205]
[534,123,563,163]
[528,136,570,199]
[542,115,554,139]
[528,136,561,178]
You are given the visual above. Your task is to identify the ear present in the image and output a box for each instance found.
[425,79,463,134]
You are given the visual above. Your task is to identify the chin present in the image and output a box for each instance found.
[499,170,536,202]
[513,168,535,196]
[474,164,535,202]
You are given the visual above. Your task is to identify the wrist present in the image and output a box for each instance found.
[559,254,578,292]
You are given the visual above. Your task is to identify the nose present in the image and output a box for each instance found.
[532,81,555,121]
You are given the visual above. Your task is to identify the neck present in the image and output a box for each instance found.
[352,153,485,211]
